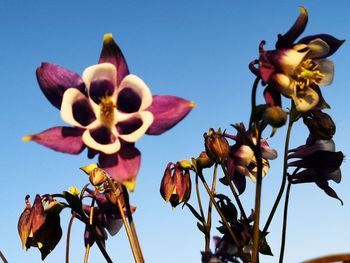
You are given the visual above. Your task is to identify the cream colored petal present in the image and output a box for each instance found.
[272,73,296,97]
[306,38,330,59]
[118,74,153,110]
[82,63,117,91]
[118,111,154,143]
[61,88,91,128]
[293,87,319,112]
[235,145,254,166]
[279,46,308,75]
[316,59,334,86]
[82,129,121,155]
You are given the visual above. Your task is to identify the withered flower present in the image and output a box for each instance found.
[18,195,63,260]
[160,162,192,208]
[204,128,230,164]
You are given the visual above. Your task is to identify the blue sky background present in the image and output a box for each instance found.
[1,1,350,262]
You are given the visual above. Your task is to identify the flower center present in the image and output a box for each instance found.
[294,59,325,89]
[99,96,115,127]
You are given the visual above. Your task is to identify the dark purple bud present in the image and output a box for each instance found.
[303,110,336,140]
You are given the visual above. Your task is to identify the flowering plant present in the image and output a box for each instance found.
[10,6,348,263]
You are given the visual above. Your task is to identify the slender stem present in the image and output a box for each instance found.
[248,77,261,133]
[0,250,8,263]
[205,164,218,254]
[220,164,248,222]
[194,173,209,257]
[121,185,145,263]
[107,178,139,263]
[263,117,294,234]
[65,212,76,263]
[198,172,242,252]
[84,244,90,263]
[252,125,263,263]
[279,182,291,263]
[302,253,350,263]
[195,173,206,224]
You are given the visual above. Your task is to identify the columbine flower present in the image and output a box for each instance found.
[288,135,344,204]
[250,7,344,112]
[160,162,192,208]
[225,124,277,194]
[204,128,230,164]
[18,195,63,260]
[23,34,194,190]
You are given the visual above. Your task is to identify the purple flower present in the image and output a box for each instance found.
[288,135,344,204]
[226,124,277,194]
[23,34,194,190]
[250,7,344,112]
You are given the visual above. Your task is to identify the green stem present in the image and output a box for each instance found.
[194,173,209,257]
[107,178,139,263]
[121,185,145,263]
[205,164,218,255]
[220,164,248,222]
[65,212,76,263]
[252,125,263,263]
[279,182,291,263]
[263,117,294,234]
[197,172,243,255]
[0,250,8,263]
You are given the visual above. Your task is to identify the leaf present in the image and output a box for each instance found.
[186,203,203,222]
[197,222,207,235]
[63,191,85,217]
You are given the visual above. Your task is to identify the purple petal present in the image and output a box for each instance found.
[259,41,276,84]
[36,63,85,109]
[24,127,85,154]
[72,98,96,126]
[117,87,142,113]
[89,79,115,104]
[117,117,143,135]
[264,86,282,107]
[90,126,115,145]
[275,7,308,49]
[146,95,194,135]
[99,144,141,183]
[99,34,129,86]
[315,179,343,205]
[298,34,345,58]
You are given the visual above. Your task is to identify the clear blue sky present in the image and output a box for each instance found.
[1,1,350,262]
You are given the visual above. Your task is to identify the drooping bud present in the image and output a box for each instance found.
[303,110,336,140]
[177,160,192,170]
[18,195,63,260]
[195,151,214,170]
[204,128,230,164]
[160,163,192,208]
[263,106,288,128]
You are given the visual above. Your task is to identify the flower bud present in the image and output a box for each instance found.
[160,163,192,208]
[196,151,214,170]
[177,160,192,170]
[303,110,336,140]
[89,168,108,186]
[263,106,287,128]
[204,128,230,164]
